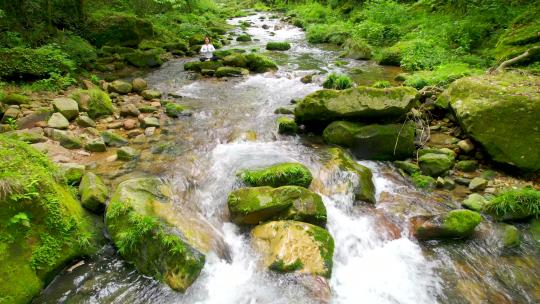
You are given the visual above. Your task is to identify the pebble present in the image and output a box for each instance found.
[145,127,156,136]
[123,119,138,130]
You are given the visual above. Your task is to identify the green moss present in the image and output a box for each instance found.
[0,93,29,105]
[222,53,248,67]
[322,121,364,147]
[276,116,298,134]
[418,153,455,177]
[441,209,482,237]
[245,54,278,73]
[306,224,334,277]
[411,173,436,190]
[240,162,312,188]
[372,81,391,88]
[164,103,187,117]
[236,34,252,42]
[322,73,353,90]
[0,136,98,303]
[266,41,291,51]
[0,46,75,80]
[394,160,420,175]
[71,89,114,119]
[124,48,164,68]
[215,66,248,77]
[87,14,154,47]
[403,63,480,90]
[501,224,520,248]
[483,187,540,221]
[269,258,304,272]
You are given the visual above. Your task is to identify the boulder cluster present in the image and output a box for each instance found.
[184,50,278,77]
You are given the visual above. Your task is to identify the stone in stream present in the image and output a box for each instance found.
[52,97,79,120]
[50,130,83,149]
[164,103,187,117]
[75,115,97,128]
[142,116,160,128]
[240,162,313,188]
[227,186,327,227]
[294,86,418,127]
[58,163,86,185]
[0,136,100,303]
[117,146,140,161]
[469,177,488,192]
[394,160,420,175]
[418,153,455,177]
[85,138,107,152]
[276,116,298,134]
[79,172,108,213]
[47,112,70,129]
[499,224,520,248]
[461,193,488,212]
[101,130,128,147]
[315,147,376,204]
[222,53,248,67]
[323,121,415,161]
[251,220,334,277]
[411,209,482,240]
[141,89,162,100]
[215,66,249,77]
[274,107,294,115]
[438,72,540,171]
[109,80,132,94]
[455,160,478,172]
[106,178,211,292]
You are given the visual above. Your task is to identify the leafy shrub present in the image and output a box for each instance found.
[372,80,391,88]
[341,37,372,60]
[306,23,351,44]
[53,33,97,66]
[323,73,353,90]
[484,187,540,219]
[29,73,77,92]
[403,63,479,89]
[0,45,75,80]
[400,39,449,71]
[353,21,401,47]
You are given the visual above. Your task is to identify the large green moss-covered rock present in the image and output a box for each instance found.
[71,89,114,119]
[222,53,248,67]
[320,147,376,203]
[240,162,313,188]
[276,116,298,134]
[87,15,154,47]
[52,97,79,121]
[245,53,278,73]
[106,178,208,292]
[323,121,415,161]
[0,136,98,304]
[439,73,540,171]
[418,153,455,177]
[215,66,249,77]
[294,86,418,126]
[252,221,334,277]
[227,186,327,226]
[124,49,164,68]
[79,172,108,214]
[412,209,482,240]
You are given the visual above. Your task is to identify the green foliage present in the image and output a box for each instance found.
[71,88,114,119]
[372,80,391,88]
[5,117,17,131]
[266,41,291,51]
[403,63,480,89]
[29,72,77,92]
[484,187,540,219]
[53,32,97,66]
[0,93,29,105]
[0,45,75,80]
[411,172,435,190]
[400,40,449,71]
[240,163,313,188]
[322,73,353,90]
[9,212,30,227]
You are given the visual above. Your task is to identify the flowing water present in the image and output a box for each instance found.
[35,12,540,304]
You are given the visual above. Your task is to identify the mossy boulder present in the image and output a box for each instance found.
[87,14,153,47]
[58,163,85,185]
[323,121,415,161]
[164,103,187,117]
[294,86,418,126]
[124,49,164,68]
[227,186,327,226]
[266,41,291,51]
[79,172,108,213]
[0,93,29,105]
[141,89,162,100]
[131,78,147,92]
[252,221,334,277]
[321,147,376,204]
[418,153,455,177]
[215,66,249,77]
[184,60,224,73]
[2,130,47,144]
[109,80,132,94]
[52,97,79,121]
[105,178,207,292]
[0,136,98,304]
[222,53,248,67]
[71,89,114,119]
[236,34,252,42]
[440,73,540,171]
[50,130,83,149]
[455,160,478,172]
[101,130,128,147]
[394,160,420,175]
[412,209,482,240]
[276,116,298,134]
[461,193,488,212]
[341,38,372,60]
[245,54,278,73]
[240,162,312,188]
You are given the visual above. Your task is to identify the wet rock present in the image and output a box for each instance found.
[106,178,207,292]
[47,112,69,129]
[85,138,107,152]
[144,127,156,136]
[418,153,455,177]
[277,116,298,134]
[58,163,86,185]
[435,177,455,190]
[107,121,123,129]
[240,162,312,188]
[79,172,108,213]
[142,116,160,128]
[469,177,487,192]
[141,89,162,100]
[323,121,415,161]
[51,130,83,149]
[440,73,540,171]
[123,119,138,130]
[222,54,248,67]
[125,49,164,68]
[75,115,96,128]
[138,105,158,113]
[215,66,249,77]
[120,104,141,117]
[3,129,46,144]
[455,160,478,172]
[252,221,334,277]
[101,130,128,147]
[117,146,140,161]
[228,186,327,226]
[184,60,224,73]
[412,209,482,240]
[127,129,143,138]
[300,74,313,84]
[274,107,294,115]
[500,224,520,248]
[461,193,488,212]
[457,139,475,154]
[164,103,187,117]
[394,160,420,175]
[294,86,418,126]
[109,80,132,94]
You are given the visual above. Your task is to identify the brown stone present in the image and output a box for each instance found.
[123,119,138,130]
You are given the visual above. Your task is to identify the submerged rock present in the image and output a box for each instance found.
[439,73,540,171]
[109,80,132,94]
[412,209,482,240]
[252,221,334,277]
[227,186,327,226]
[106,178,207,292]
[240,162,312,188]
[461,193,488,212]
[276,116,298,134]
[101,130,128,147]
[294,86,418,126]
[215,66,249,77]
[323,121,415,160]
[0,136,99,303]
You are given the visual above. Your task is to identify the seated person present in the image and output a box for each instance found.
[199,36,218,62]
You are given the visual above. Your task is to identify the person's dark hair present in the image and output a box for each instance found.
[204,36,211,43]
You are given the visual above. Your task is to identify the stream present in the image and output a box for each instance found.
[35,12,540,304]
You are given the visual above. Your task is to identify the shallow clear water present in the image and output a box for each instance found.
[35,12,540,304]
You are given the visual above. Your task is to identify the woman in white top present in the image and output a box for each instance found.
[199,36,217,62]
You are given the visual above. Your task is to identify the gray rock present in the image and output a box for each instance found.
[142,116,160,128]
[51,130,83,149]
[109,80,133,94]
[47,112,70,129]
[52,97,79,120]
[132,78,148,92]
[101,130,128,147]
[85,138,107,152]
[469,177,488,192]
[144,127,156,136]
[457,139,475,154]
[120,104,141,117]
[117,146,140,161]
[75,115,96,128]
[79,172,108,213]
[141,89,162,100]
